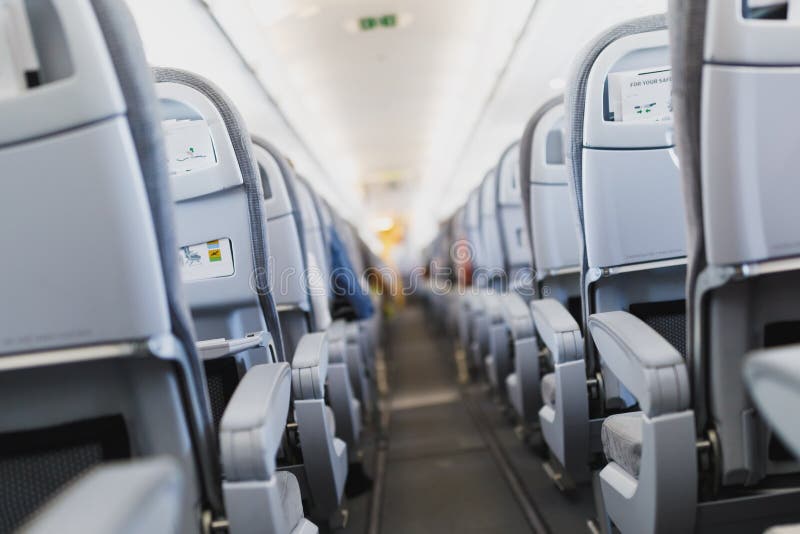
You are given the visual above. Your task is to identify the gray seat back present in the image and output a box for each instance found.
[478,168,505,289]
[495,141,533,291]
[0,1,223,528]
[252,138,318,355]
[155,69,287,433]
[464,188,485,285]
[671,0,800,487]
[566,15,687,403]
[520,97,582,313]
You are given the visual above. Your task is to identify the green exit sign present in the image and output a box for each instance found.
[359,14,397,31]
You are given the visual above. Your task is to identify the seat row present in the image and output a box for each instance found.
[0,1,384,533]
[422,2,800,532]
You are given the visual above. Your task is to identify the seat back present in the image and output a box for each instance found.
[464,188,485,285]
[337,218,367,278]
[495,141,533,291]
[0,1,222,528]
[155,69,286,428]
[478,168,505,289]
[671,0,800,488]
[520,98,582,315]
[294,177,334,317]
[566,15,687,403]
[252,138,318,355]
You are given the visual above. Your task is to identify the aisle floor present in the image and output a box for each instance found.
[367,303,596,534]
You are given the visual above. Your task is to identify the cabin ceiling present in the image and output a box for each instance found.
[128,0,666,249]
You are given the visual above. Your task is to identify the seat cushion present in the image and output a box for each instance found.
[276,471,305,530]
[541,372,557,407]
[601,412,644,478]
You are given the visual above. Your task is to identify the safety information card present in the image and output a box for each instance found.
[163,119,217,175]
[607,67,672,122]
[179,238,234,281]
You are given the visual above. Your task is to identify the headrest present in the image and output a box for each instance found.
[157,86,243,202]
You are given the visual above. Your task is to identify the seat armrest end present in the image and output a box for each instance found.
[220,362,292,481]
[589,311,688,417]
[531,298,583,363]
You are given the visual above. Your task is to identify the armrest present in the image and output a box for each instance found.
[196,331,264,361]
[20,457,184,534]
[327,320,348,364]
[291,331,329,400]
[220,362,292,481]
[500,293,535,339]
[745,344,800,457]
[530,298,583,363]
[588,311,689,417]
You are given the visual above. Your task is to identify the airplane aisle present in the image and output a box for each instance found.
[365,302,596,534]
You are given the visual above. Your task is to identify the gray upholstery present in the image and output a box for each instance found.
[541,372,557,407]
[519,95,563,258]
[20,458,184,534]
[601,412,644,478]
[746,344,800,458]
[668,0,707,371]
[219,363,291,481]
[89,0,223,513]
[153,67,285,364]
[276,471,305,532]
[291,332,329,400]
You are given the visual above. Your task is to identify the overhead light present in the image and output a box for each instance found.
[549,77,566,90]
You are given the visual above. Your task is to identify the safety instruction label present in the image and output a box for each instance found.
[179,238,234,281]
[163,119,217,175]
[607,67,672,123]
